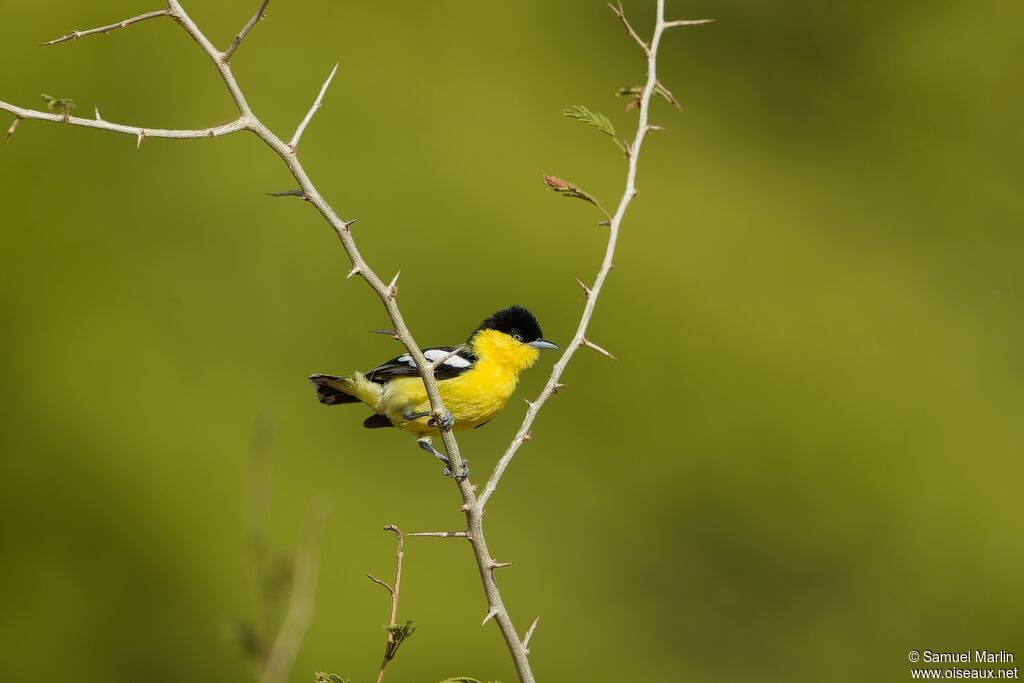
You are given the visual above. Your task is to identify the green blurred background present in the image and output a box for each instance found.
[1,1,1021,681]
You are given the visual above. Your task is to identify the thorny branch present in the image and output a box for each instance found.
[0,2,702,682]
[289,63,339,153]
[40,9,171,46]
[478,0,704,508]
[224,0,271,62]
[367,525,412,683]
[0,0,492,674]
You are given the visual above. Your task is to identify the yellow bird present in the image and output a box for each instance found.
[309,305,557,476]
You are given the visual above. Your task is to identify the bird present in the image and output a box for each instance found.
[309,305,557,477]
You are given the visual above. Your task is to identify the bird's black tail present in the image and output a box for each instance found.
[308,374,360,405]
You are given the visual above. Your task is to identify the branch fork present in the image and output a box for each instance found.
[478,0,691,512]
[0,3,699,682]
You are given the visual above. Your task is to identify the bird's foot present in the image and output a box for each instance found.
[442,458,470,480]
[417,436,467,479]
[428,410,455,429]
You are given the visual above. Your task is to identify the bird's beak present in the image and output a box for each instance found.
[527,339,558,350]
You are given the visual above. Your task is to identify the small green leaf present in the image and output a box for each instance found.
[313,673,350,683]
[654,82,683,111]
[40,93,76,118]
[383,618,417,660]
[563,104,615,138]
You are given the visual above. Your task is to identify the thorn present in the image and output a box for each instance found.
[94,105,101,121]
[580,338,617,360]
[665,18,716,28]
[596,220,611,227]
[342,218,359,229]
[481,609,498,626]
[6,117,22,143]
[523,616,540,650]
[488,559,513,569]
[523,399,535,409]
[347,265,362,279]
[552,383,566,393]
[654,81,684,112]
[369,328,398,337]
[608,0,651,55]
[575,278,592,298]
[267,190,306,199]
[522,431,532,441]
[387,271,400,300]
[647,124,665,132]
[136,129,145,149]
[288,62,339,153]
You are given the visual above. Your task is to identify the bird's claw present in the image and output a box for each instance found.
[428,410,455,429]
[442,458,470,479]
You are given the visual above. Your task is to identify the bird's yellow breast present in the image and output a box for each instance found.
[378,329,540,435]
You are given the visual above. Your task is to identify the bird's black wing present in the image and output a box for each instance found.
[365,346,477,383]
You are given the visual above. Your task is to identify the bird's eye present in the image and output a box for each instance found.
[512,333,523,342]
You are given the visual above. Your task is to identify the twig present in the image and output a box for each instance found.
[608,1,651,55]
[366,574,394,594]
[289,63,339,153]
[261,498,329,683]
[665,18,715,28]
[0,101,247,140]
[40,8,171,46]
[408,531,467,539]
[479,0,684,509]
[224,0,271,62]
[371,525,409,683]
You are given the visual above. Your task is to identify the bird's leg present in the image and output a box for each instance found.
[402,406,431,422]
[416,436,449,465]
[416,437,469,479]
